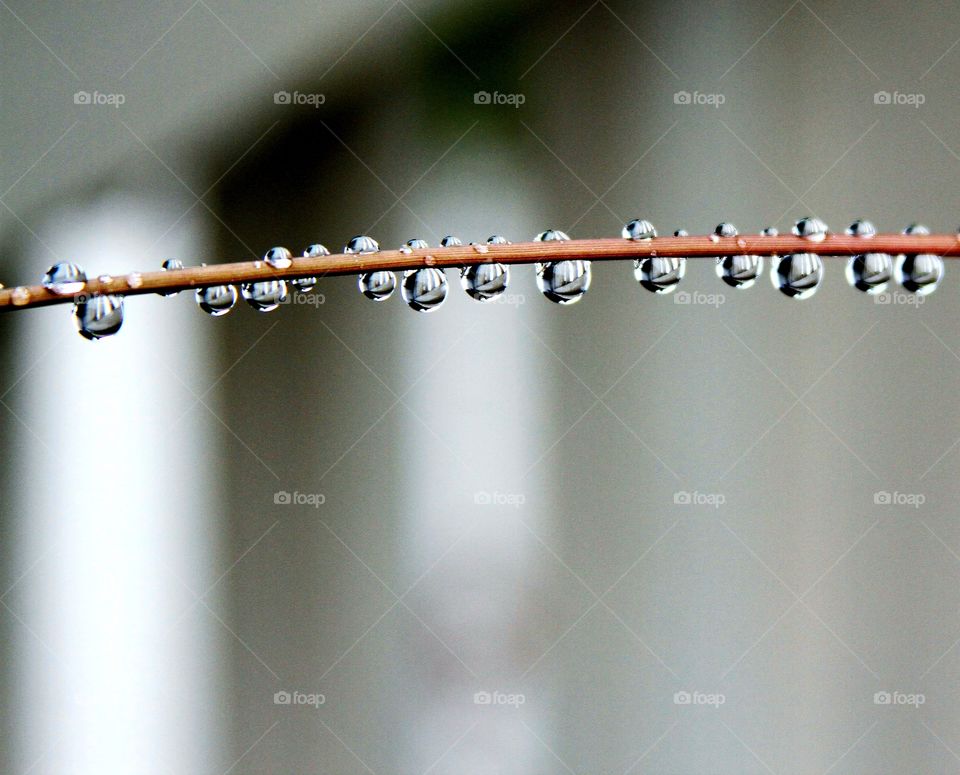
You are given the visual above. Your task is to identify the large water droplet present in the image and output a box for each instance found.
[264,246,292,269]
[844,219,890,294]
[461,262,510,302]
[636,256,685,294]
[440,235,463,247]
[402,267,447,312]
[622,219,657,240]
[344,235,380,254]
[358,271,396,301]
[241,280,287,312]
[897,225,942,294]
[74,294,124,340]
[713,223,762,289]
[772,253,823,299]
[535,229,571,242]
[42,263,87,295]
[293,244,328,292]
[487,235,511,245]
[196,285,238,316]
[793,217,828,242]
[536,260,591,305]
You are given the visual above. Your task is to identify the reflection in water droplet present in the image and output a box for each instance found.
[896,224,942,295]
[846,219,877,238]
[42,263,87,295]
[402,268,447,312]
[674,229,689,237]
[715,222,738,238]
[772,253,823,299]
[461,262,509,302]
[536,260,591,305]
[196,285,238,316]
[487,235,510,245]
[293,244,328,292]
[793,217,828,242]
[74,294,124,340]
[404,239,430,249]
[636,256,685,294]
[358,271,396,301]
[264,246,293,269]
[160,258,183,296]
[399,247,413,255]
[344,235,380,254]
[440,236,463,247]
[241,280,287,312]
[844,220,890,294]
[622,220,656,241]
[762,227,779,237]
[713,223,762,289]
[535,229,570,242]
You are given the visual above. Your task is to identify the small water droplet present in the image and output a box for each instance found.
[709,234,720,243]
[636,256,686,294]
[793,217,828,242]
[713,223,763,289]
[304,244,330,257]
[487,235,511,245]
[264,246,293,269]
[196,285,238,316]
[12,287,30,305]
[845,219,876,238]
[622,220,656,241]
[404,238,430,250]
[42,263,86,295]
[253,261,262,269]
[715,222,738,238]
[845,220,889,294]
[440,235,463,247]
[74,294,124,340]
[535,229,571,242]
[897,225,942,294]
[736,238,747,249]
[127,272,143,289]
[402,268,447,312]
[674,229,689,237]
[771,253,823,299]
[358,271,396,301]
[461,262,510,302]
[159,258,184,296]
[472,243,489,254]
[98,275,113,284]
[241,280,287,312]
[344,235,380,254]
[761,227,779,237]
[293,245,328,292]
[399,246,413,255]
[536,260,591,304]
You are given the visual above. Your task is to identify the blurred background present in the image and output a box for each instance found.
[2,0,960,772]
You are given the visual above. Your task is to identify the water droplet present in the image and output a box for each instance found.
[471,243,489,254]
[535,229,571,242]
[761,227,779,237]
[344,235,380,254]
[358,271,396,301]
[293,245,328,292]
[461,262,510,302]
[401,268,447,312]
[126,272,143,289]
[241,280,287,312]
[715,222,738,238]
[709,234,720,243]
[74,294,124,340]
[487,235,511,245]
[846,219,876,238]
[793,217,828,242]
[399,246,413,255]
[622,219,656,241]
[536,260,591,305]
[404,238,430,249]
[42,263,87,295]
[196,285,238,316]
[736,238,747,249]
[897,225,942,294]
[674,229,689,237]
[713,223,763,289]
[253,261,263,269]
[159,258,184,296]
[440,235,463,247]
[12,287,30,305]
[264,246,293,269]
[771,253,823,299]
[636,256,686,294]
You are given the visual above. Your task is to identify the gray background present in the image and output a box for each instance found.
[2,0,960,772]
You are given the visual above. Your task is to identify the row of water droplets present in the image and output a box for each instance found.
[36,218,945,340]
